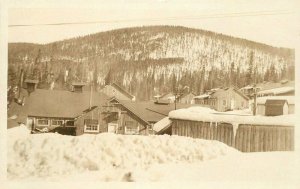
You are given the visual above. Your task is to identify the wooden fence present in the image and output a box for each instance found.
[171,119,294,152]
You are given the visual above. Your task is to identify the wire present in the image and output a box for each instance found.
[9,10,293,27]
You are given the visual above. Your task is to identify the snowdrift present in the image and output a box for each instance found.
[169,106,295,126]
[7,126,238,181]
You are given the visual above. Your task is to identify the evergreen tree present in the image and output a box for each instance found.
[246,51,254,85]
[105,68,112,85]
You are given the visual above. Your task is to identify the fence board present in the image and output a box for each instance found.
[169,119,294,152]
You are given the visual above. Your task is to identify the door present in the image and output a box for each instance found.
[230,99,235,110]
[108,123,118,133]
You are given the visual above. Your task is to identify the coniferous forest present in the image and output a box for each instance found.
[8,26,295,100]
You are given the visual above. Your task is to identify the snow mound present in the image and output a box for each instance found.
[7,130,238,180]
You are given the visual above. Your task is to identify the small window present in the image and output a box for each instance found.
[37,119,49,126]
[125,125,139,135]
[52,120,63,126]
[84,119,99,133]
[223,100,227,106]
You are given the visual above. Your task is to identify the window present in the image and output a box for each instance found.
[223,100,227,106]
[51,120,63,126]
[84,119,99,133]
[125,125,139,134]
[37,119,49,126]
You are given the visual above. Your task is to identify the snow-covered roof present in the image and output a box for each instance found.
[153,117,172,133]
[169,107,294,126]
[257,87,294,96]
[193,94,210,99]
[256,96,295,105]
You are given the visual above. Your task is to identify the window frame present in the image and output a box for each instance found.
[84,119,99,133]
[37,118,49,126]
[51,119,63,127]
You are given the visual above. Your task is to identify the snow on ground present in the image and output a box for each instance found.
[169,106,295,126]
[7,125,238,181]
[7,126,298,184]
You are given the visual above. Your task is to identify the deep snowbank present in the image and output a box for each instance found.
[169,107,295,126]
[7,126,238,180]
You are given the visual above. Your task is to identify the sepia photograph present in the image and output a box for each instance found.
[1,0,299,188]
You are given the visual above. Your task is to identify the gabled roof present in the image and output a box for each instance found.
[211,87,249,100]
[265,99,288,106]
[115,100,196,125]
[110,83,135,99]
[256,96,294,105]
[9,89,110,119]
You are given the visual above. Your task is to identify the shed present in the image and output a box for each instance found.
[265,99,288,116]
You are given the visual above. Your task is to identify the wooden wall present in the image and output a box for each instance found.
[171,119,294,152]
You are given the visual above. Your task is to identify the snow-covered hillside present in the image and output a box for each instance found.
[8,26,295,100]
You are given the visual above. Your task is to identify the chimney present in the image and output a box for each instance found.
[72,82,85,93]
[25,79,39,94]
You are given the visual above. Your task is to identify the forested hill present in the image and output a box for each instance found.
[8,25,295,100]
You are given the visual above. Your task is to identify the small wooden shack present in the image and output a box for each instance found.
[256,96,294,116]
[194,88,249,112]
[265,100,288,116]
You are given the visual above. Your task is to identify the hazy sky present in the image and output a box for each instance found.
[7,0,299,48]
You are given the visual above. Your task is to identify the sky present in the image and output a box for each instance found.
[7,0,300,48]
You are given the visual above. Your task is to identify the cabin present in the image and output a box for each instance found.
[102,98,195,135]
[265,100,288,116]
[8,82,110,135]
[194,88,249,112]
[100,83,135,101]
[256,96,294,116]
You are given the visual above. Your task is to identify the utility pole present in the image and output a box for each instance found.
[253,65,257,116]
[253,83,257,116]
[174,87,177,110]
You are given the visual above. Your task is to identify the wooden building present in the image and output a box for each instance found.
[256,96,294,116]
[194,88,249,112]
[167,119,294,152]
[265,100,288,116]
[100,83,135,101]
[10,83,110,135]
[103,98,195,135]
[156,107,294,152]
